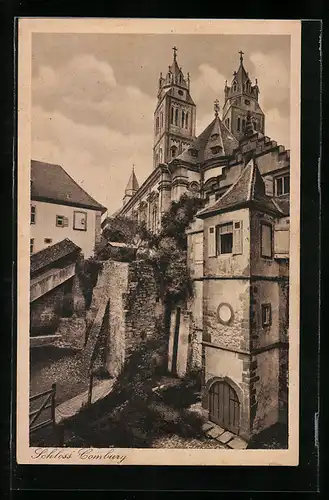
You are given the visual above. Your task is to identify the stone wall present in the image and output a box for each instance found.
[250,280,280,350]
[56,316,86,350]
[251,348,280,434]
[30,282,66,336]
[81,258,162,377]
[124,260,161,359]
[203,278,250,352]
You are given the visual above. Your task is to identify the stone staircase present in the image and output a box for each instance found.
[202,421,248,449]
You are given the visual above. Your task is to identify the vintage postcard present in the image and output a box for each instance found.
[17,18,301,466]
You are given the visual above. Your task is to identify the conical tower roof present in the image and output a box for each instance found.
[232,50,250,86]
[125,168,139,194]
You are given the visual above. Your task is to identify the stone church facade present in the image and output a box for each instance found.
[112,49,290,440]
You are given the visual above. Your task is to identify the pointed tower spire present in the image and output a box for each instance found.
[214,98,220,117]
[222,51,265,141]
[123,166,139,206]
[154,48,196,167]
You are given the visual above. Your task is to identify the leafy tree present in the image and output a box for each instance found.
[102,215,139,244]
[142,194,206,306]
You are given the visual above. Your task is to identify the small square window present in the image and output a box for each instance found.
[245,99,250,105]
[44,238,52,244]
[56,215,69,227]
[56,215,64,227]
[30,205,36,225]
[262,304,272,327]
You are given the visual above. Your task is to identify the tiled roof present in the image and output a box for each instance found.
[31,160,107,213]
[198,160,283,218]
[30,238,81,275]
[272,196,290,216]
[174,115,238,165]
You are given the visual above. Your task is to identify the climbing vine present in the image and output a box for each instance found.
[76,256,103,310]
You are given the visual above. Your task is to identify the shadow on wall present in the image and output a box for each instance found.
[63,334,205,448]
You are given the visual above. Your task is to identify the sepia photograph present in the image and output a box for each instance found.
[17,18,301,466]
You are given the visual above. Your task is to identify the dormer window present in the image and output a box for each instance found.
[211,146,222,155]
[190,149,198,158]
[210,133,219,141]
[275,175,290,196]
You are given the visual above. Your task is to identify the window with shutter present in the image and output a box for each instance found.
[274,223,289,257]
[194,241,203,263]
[233,221,243,254]
[264,176,274,196]
[216,222,233,255]
[56,215,65,227]
[208,226,216,257]
[261,222,273,258]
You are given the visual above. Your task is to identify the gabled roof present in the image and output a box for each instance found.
[30,238,81,275]
[173,115,238,165]
[31,160,107,213]
[125,168,139,193]
[198,160,284,218]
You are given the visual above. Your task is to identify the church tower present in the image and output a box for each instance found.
[222,51,265,142]
[123,167,139,206]
[153,47,196,168]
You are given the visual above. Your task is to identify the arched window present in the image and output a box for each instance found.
[160,112,163,128]
[227,117,230,129]
[181,110,185,128]
[171,146,178,159]
[159,148,163,163]
[156,116,159,133]
[171,107,174,124]
[237,117,241,132]
[175,108,179,126]
[185,112,189,129]
[242,119,246,131]
[152,205,158,232]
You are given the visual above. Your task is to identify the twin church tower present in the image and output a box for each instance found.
[153,47,265,168]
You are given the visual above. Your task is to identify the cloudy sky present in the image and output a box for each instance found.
[32,33,290,215]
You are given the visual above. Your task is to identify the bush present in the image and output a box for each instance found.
[62,293,74,318]
[76,257,103,310]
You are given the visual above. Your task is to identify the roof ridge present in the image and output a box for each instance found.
[58,163,105,208]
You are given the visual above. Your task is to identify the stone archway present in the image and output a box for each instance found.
[203,377,243,435]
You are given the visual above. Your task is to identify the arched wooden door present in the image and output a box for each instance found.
[209,381,240,435]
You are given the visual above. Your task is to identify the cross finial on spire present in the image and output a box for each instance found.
[239,50,244,63]
[214,99,220,117]
[172,46,178,60]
